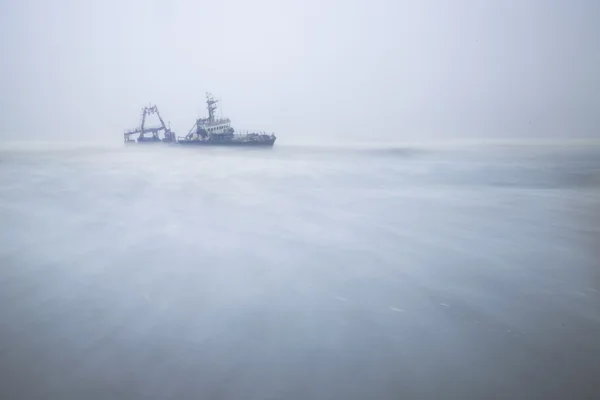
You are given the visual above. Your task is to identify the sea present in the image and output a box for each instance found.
[0,140,599,399]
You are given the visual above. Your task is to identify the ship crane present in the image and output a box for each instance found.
[124,104,175,143]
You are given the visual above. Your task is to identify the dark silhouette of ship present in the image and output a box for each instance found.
[178,93,276,147]
[123,94,276,147]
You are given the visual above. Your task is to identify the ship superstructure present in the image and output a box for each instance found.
[179,93,276,146]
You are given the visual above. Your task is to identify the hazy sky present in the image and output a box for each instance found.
[1,0,598,142]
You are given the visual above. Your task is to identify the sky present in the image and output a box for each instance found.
[1,0,599,143]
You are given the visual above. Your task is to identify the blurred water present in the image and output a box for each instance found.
[0,142,599,399]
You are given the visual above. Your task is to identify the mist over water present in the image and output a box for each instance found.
[2,0,599,396]
[1,142,599,399]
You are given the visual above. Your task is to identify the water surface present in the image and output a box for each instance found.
[1,142,599,399]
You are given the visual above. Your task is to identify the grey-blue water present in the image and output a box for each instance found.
[1,142,599,399]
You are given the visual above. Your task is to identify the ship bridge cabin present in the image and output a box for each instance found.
[198,117,233,135]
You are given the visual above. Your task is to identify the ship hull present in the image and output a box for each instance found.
[125,139,176,145]
[178,138,276,147]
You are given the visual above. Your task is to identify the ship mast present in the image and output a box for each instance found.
[206,92,218,123]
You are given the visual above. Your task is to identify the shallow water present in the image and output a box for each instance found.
[1,142,599,399]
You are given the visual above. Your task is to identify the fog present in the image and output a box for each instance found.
[1,1,600,399]
[1,0,599,142]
